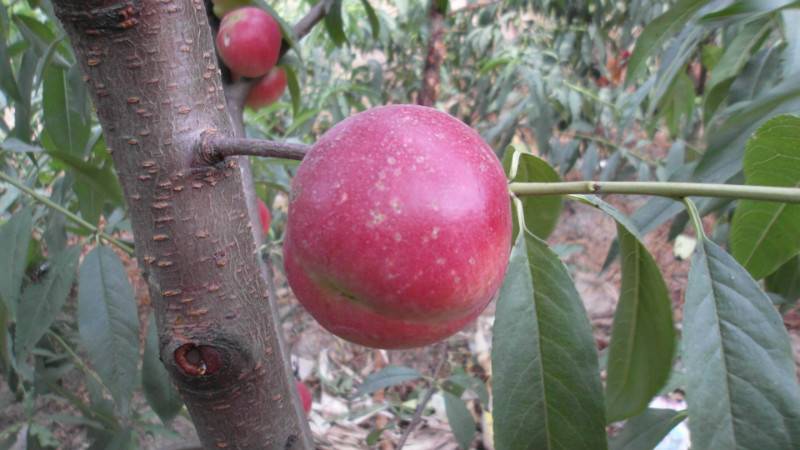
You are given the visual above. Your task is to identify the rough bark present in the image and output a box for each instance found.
[51,1,313,448]
[417,1,446,107]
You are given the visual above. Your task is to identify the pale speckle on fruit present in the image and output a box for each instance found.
[436,258,446,265]
[390,198,402,213]
[393,233,402,242]
[368,210,386,226]
[431,227,440,239]
[469,257,477,265]
[338,192,348,204]
[223,33,231,47]
[387,156,396,165]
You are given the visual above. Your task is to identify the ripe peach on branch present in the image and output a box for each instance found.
[284,105,512,349]
[216,6,281,78]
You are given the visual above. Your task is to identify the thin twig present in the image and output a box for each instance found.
[396,343,449,449]
[0,171,134,255]
[200,135,309,164]
[291,0,334,45]
[512,181,800,203]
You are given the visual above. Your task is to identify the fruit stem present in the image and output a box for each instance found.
[0,171,134,255]
[509,181,800,203]
[201,135,308,162]
[683,197,707,239]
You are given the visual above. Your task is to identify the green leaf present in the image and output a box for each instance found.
[324,0,347,46]
[730,115,800,279]
[12,49,36,144]
[446,373,489,406]
[12,15,70,68]
[0,300,9,371]
[0,31,21,103]
[0,206,34,319]
[503,149,563,240]
[606,224,675,422]
[766,256,800,304]
[78,246,140,415]
[609,408,688,450]
[683,237,800,449]
[359,0,380,39]
[1,138,43,153]
[701,0,800,23]
[354,366,422,397]
[142,313,183,423]
[42,65,90,156]
[573,196,675,422]
[443,391,475,450]
[492,231,607,450]
[14,246,80,363]
[282,63,301,118]
[695,78,800,184]
[658,72,696,137]
[704,19,772,121]
[626,0,710,83]
[46,149,123,205]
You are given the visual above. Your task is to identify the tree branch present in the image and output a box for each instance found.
[290,0,333,47]
[418,1,447,107]
[511,181,800,203]
[200,135,309,164]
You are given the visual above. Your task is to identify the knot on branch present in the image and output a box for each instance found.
[196,130,226,167]
[164,333,258,394]
[175,343,223,377]
[57,1,141,35]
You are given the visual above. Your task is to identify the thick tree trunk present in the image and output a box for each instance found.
[417,1,446,107]
[52,1,313,448]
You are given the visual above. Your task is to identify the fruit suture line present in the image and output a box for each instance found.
[196,138,800,204]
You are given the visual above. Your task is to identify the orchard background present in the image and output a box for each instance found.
[1,0,800,449]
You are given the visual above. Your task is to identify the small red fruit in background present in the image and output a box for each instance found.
[284,105,512,349]
[216,7,281,78]
[295,380,312,415]
[246,67,287,109]
[257,198,271,235]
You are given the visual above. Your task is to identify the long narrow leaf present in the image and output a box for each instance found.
[492,231,606,450]
[14,246,80,362]
[0,206,33,319]
[626,0,711,83]
[609,408,688,450]
[574,196,675,422]
[683,238,800,449]
[142,313,183,423]
[78,246,140,415]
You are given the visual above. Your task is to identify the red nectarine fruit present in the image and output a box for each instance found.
[284,105,511,349]
[216,7,281,78]
[246,67,287,110]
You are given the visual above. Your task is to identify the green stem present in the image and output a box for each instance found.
[562,81,618,111]
[0,171,133,255]
[509,181,800,204]
[47,331,113,400]
[683,197,706,239]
